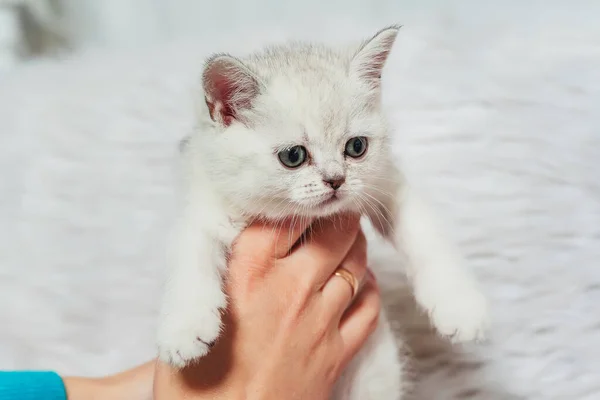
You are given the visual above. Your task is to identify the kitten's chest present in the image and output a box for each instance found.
[205,215,247,272]
[216,216,248,244]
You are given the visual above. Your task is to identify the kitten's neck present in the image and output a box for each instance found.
[182,148,247,223]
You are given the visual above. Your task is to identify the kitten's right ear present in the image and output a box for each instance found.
[350,25,401,90]
[202,54,262,127]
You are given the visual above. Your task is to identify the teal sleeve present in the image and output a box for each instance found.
[0,371,67,400]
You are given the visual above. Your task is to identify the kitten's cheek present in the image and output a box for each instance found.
[288,193,304,206]
[341,195,359,212]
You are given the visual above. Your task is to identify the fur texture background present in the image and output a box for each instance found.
[1,5,599,400]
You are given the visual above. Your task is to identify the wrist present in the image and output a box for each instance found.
[62,376,106,400]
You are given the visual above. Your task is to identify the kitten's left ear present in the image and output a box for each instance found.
[202,54,263,127]
[350,25,400,89]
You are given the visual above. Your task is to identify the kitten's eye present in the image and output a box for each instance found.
[345,137,368,158]
[278,145,307,168]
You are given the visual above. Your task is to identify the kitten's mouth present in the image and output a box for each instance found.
[318,193,339,207]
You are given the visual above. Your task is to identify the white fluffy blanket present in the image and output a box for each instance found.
[1,5,599,400]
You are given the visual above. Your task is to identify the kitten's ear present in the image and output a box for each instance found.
[202,54,262,127]
[350,25,400,88]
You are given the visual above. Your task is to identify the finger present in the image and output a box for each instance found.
[320,229,368,320]
[232,217,312,268]
[272,216,314,259]
[285,213,361,287]
[338,274,381,368]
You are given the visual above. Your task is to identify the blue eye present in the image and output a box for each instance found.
[345,137,368,158]
[278,146,307,168]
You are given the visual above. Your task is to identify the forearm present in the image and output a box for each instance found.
[62,376,104,400]
[65,360,155,400]
[0,360,153,400]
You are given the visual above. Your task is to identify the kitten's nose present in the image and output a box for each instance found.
[324,177,345,190]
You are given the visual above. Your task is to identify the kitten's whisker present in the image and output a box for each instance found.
[355,191,395,238]
[350,197,368,220]
[369,174,402,184]
[355,192,385,233]
[267,201,295,243]
[254,193,288,218]
[363,192,397,238]
[360,183,396,199]
[361,190,393,216]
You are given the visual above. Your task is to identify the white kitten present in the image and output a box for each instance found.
[157,26,489,399]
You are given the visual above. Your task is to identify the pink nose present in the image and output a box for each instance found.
[323,177,345,190]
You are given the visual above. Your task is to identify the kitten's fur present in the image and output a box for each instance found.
[157,26,489,399]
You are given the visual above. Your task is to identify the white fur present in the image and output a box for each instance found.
[157,27,488,399]
[398,186,489,342]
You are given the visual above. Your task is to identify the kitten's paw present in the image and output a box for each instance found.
[157,307,224,368]
[417,278,489,343]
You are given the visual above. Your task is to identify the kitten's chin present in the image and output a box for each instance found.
[248,196,356,220]
[299,197,358,219]
[311,197,353,217]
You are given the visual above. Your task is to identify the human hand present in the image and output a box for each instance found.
[153,214,380,400]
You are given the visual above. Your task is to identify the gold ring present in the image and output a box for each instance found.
[333,267,359,299]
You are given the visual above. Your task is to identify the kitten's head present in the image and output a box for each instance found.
[195,26,399,220]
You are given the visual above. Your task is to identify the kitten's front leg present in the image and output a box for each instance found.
[332,313,404,400]
[157,220,227,368]
[396,185,489,342]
